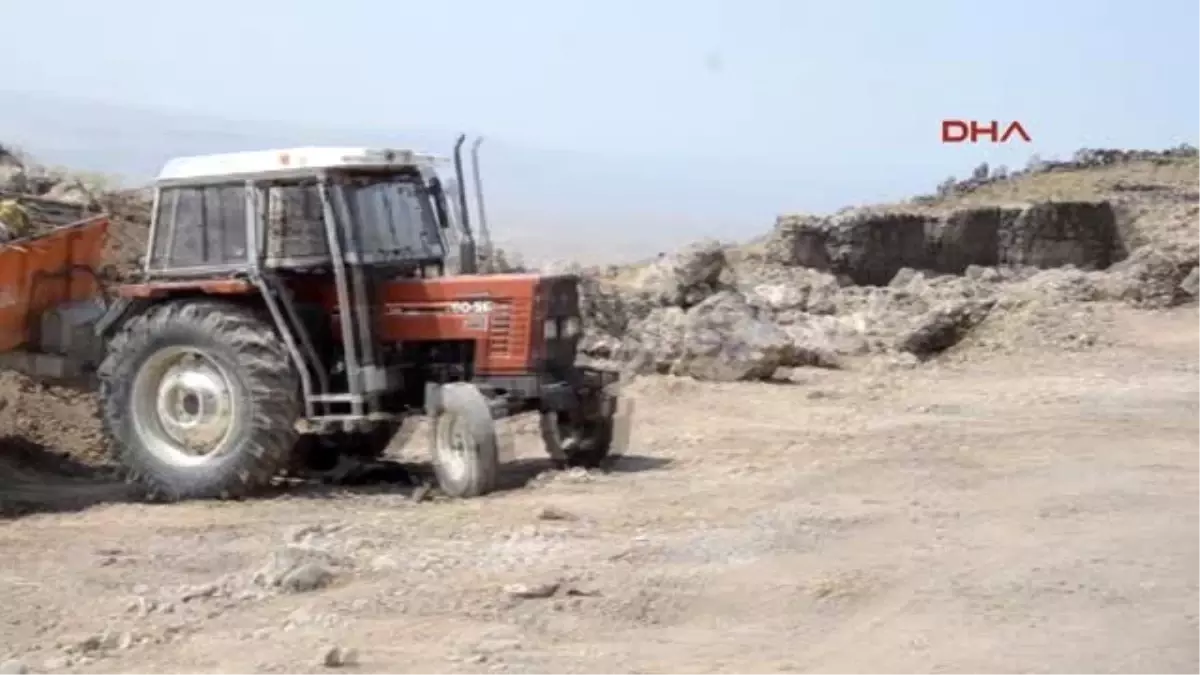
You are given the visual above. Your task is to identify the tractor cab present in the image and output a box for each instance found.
[146,146,461,276]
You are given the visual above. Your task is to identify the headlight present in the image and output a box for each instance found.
[544,318,559,339]
[562,316,581,337]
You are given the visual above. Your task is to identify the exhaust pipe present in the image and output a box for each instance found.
[452,134,477,274]
[469,137,493,271]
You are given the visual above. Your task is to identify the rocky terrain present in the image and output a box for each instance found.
[0,145,1196,673]
[574,147,1199,382]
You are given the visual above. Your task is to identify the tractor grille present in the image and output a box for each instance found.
[486,300,519,357]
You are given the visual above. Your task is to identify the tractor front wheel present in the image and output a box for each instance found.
[540,391,618,469]
[98,299,302,501]
[431,383,498,499]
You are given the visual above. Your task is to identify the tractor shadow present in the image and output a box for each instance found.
[492,453,674,492]
[0,436,137,518]
[0,435,673,513]
[277,452,672,502]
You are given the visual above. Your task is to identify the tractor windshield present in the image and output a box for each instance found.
[331,172,445,264]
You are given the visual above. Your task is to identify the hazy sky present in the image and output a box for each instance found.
[1,0,1196,262]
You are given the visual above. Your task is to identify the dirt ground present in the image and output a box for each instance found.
[0,304,1196,674]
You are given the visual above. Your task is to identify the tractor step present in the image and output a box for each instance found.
[295,412,401,434]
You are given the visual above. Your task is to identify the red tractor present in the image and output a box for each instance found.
[0,136,628,500]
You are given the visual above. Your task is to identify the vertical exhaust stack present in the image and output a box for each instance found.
[469,137,493,272]
[452,134,477,274]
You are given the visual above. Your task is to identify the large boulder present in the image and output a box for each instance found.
[672,292,795,382]
[729,258,843,317]
[998,201,1121,270]
[627,238,733,308]
[43,179,97,208]
[764,214,830,268]
[1095,245,1196,308]
[781,316,860,368]
[0,164,27,193]
[895,298,995,357]
[620,306,688,374]
[579,276,636,338]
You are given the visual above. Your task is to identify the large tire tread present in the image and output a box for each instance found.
[97,299,301,501]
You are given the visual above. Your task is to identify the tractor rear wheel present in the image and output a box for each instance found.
[431,383,498,498]
[98,299,301,501]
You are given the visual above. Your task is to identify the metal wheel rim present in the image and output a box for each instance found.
[129,345,239,468]
[436,414,472,483]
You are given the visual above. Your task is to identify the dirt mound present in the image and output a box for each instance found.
[0,435,131,517]
[0,371,107,464]
[0,372,131,517]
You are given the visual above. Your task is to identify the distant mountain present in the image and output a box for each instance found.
[0,90,788,265]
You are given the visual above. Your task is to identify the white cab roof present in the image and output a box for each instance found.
[156,147,447,183]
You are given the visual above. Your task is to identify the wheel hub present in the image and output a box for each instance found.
[436,415,472,482]
[131,346,237,467]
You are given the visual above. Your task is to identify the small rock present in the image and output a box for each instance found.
[1180,266,1199,298]
[73,634,105,653]
[287,524,323,543]
[0,659,28,675]
[280,563,334,593]
[503,581,560,599]
[321,646,359,668]
[535,505,578,522]
[180,582,218,602]
[474,638,523,653]
[410,483,432,503]
[369,555,401,572]
[42,657,71,671]
[564,467,592,482]
[117,632,135,651]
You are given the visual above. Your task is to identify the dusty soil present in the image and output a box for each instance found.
[0,303,1195,674]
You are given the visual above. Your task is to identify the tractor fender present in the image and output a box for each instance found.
[94,297,152,340]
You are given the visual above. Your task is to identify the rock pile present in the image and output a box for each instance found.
[578,196,1198,381]
[0,148,152,279]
